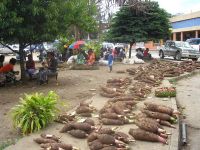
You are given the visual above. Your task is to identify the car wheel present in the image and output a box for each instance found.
[175,52,181,61]
[159,50,164,59]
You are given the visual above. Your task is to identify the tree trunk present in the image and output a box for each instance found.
[19,44,26,81]
[129,42,134,58]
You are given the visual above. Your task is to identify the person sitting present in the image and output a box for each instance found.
[136,48,144,59]
[26,54,36,79]
[76,49,86,65]
[0,55,5,68]
[0,58,19,84]
[38,52,58,84]
[87,49,95,65]
[143,48,152,60]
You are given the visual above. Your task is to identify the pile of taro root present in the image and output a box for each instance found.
[34,133,78,150]
[55,102,96,124]
[87,127,134,150]
[128,60,200,80]
[129,102,179,144]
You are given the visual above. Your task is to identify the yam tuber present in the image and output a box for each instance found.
[72,122,94,132]
[101,118,124,125]
[84,118,95,126]
[144,102,179,115]
[40,133,60,142]
[141,109,176,122]
[40,143,74,150]
[34,138,57,144]
[60,123,74,133]
[76,106,93,114]
[129,128,168,144]
[88,139,104,150]
[100,113,123,120]
[68,129,88,138]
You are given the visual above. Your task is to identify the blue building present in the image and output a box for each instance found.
[170,11,200,41]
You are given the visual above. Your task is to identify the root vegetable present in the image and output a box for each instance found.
[158,120,176,128]
[76,106,93,114]
[129,128,168,144]
[60,123,74,133]
[100,113,123,119]
[97,128,115,135]
[114,132,133,144]
[88,139,104,150]
[100,86,116,94]
[34,138,57,144]
[84,118,95,126]
[97,134,116,145]
[40,143,74,150]
[100,92,122,98]
[144,102,178,115]
[72,122,94,132]
[87,133,98,142]
[68,129,88,138]
[40,133,60,142]
[79,113,92,117]
[141,109,176,122]
[101,118,124,125]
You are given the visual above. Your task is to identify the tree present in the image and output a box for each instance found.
[64,0,97,40]
[0,0,67,80]
[106,1,171,58]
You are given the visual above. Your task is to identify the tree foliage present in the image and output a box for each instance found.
[106,1,171,58]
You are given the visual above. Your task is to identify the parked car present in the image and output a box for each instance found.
[159,40,200,61]
[186,38,200,51]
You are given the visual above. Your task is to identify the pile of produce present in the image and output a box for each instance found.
[34,133,78,150]
[100,86,125,98]
[99,100,137,125]
[87,127,134,150]
[129,81,152,99]
[155,87,176,97]
[106,77,132,88]
[60,118,96,139]
[129,102,179,144]
[75,101,96,117]
[55,113,76,124]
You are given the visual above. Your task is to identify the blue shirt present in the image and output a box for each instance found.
[108,54,113,65]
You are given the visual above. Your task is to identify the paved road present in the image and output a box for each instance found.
[176,74,200,150]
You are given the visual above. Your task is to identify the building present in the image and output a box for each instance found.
[170,11,200,41]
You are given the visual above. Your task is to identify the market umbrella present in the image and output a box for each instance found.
[69,40,85,49]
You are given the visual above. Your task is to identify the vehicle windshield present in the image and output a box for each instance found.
[175,42,192,48]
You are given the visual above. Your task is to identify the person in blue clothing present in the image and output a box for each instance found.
[108,50,114,72]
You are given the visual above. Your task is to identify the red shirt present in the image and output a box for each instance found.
[143,50,149,57]
[0,64,14,73]
[26,60,35,69]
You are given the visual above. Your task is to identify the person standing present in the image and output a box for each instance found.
[108,50,114,72]
[26,54,36,79]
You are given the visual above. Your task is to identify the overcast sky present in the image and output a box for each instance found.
[154,0,200,14]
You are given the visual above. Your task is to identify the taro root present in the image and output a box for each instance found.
[76,106,93,114]
[114,132,134,144]
[87,132,98,142]
[72,122,95,132]
[141,109,176,122]
[100,92,123,98]
[88,139,104,150]
[84,118,95,126]
[101,118,124,125]
[158,120,176,128]
[40,133,60,142]
[135,119,165,134]
[79,113,92,117]
[60,123,74,133]
[144,102,179,116]
[100,113,123,120]
[34,138,57,144]
[129,128,168,144]
[40,143,75,150]
[68,129,88,138]
[97,127,115,135]
[97,134,124,145]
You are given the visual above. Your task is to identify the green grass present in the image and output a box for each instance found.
[0,139,18,150]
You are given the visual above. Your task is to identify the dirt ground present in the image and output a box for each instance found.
[0,62,142,143]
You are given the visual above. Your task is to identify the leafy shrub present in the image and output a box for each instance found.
[11,91,60,135]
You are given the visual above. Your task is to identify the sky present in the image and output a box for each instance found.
[154,0,200,15]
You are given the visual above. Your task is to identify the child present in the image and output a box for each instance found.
[108,50,114,72]
[38,62,48,84]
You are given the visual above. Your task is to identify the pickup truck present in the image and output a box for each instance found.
[159,40,200,61]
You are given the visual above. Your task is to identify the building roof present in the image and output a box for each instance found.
[170,11,200,23]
